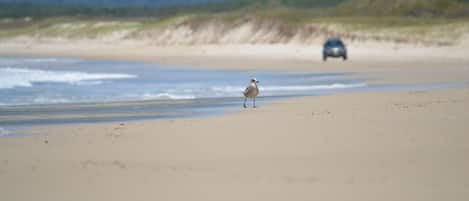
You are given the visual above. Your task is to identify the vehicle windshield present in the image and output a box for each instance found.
[325,40,344,47]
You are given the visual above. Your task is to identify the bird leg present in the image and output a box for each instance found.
[253,98,256,108]
[243,97,247,108]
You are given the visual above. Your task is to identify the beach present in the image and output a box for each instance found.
[1,41,469,201]
[2,0,469,199]
[1,88,469,201]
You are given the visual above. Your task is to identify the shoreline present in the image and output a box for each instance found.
[0,57,373,129]
[1,80,467,135]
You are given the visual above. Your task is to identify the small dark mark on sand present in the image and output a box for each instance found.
[81,160,98,169]
[312,110,331,117]
[112,160,126,169]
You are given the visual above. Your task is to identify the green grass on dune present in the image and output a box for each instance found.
[1,15,466,44]
[0,0,468,45]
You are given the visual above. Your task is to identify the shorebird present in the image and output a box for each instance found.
[243,78,259,108]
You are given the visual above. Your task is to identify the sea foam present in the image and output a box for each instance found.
[0,127,10,137]
[260,83,367,91]
[0,67,137,89]
[134,83,367,101]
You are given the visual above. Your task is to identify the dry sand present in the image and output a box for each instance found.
[1,89,469,201]
[1,42,469,201]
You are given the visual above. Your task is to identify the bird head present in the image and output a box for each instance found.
[251,78,259,83]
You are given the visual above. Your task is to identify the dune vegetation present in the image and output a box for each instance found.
[0,0,468,45]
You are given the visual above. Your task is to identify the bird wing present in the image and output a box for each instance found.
[243,86,250,96]
[244,84,255,95]
[244,84,257,97]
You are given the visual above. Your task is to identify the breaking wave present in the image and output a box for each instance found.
[141,93,196,100]
[133,83,367,101]
[260,83,367,91]
[0,67,137,89]
[0,127,10,137]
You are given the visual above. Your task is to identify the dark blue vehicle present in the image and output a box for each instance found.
[323,38,347,61]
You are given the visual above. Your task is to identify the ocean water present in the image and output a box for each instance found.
[0,57,368,129]
[0,57,366,105]
[0,56,463,135]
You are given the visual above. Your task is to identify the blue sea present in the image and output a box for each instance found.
[0,57,463,136]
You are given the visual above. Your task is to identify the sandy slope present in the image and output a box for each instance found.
[1,89,469,201]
